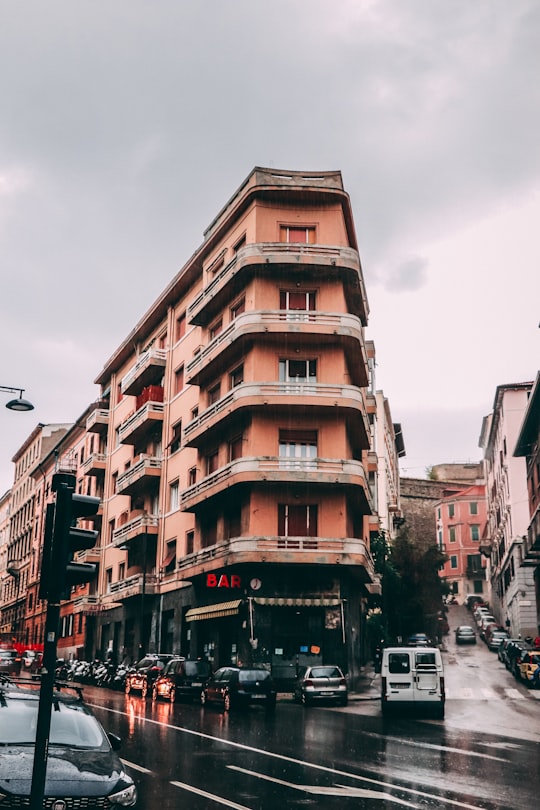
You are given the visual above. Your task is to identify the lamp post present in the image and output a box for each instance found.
[1,385,34,411]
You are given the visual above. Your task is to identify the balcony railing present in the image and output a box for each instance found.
[187,242,367,325]
[108,574,158,600]
[86,408,110,434]
[185,310,367,384]
[116,455,162,495]
[176,535,374,578]
[111,514,159,547]
[180,456,373,513]
[120,348,167,396]
[118,402,165,445]
[82,452,107,477]
[183,381,371,448]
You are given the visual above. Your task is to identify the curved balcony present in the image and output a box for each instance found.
[183,381,371,451]
[82,452,107,477]
[111,513,160,548]
[185,310,368,387]
[108,574,158,601]
[116,455,162,496]
[180,456,373,514]
[118,401,164,445]
[86,408,110,435]
[120,348,167,396]
[187,242,368,327]
[176,535,375,583]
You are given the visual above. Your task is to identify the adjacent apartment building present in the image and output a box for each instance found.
[0,167,400,689]
[479,381,537,637]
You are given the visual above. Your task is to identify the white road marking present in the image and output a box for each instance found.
[229,766,483,810]
[171,780,253,809]
[359,731,507,761]
[120,758,152,774]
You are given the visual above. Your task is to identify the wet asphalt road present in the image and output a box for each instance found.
[83,607,540,809]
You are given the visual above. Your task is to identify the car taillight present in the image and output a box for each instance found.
[339,677,346,686]
[304,679,314,687]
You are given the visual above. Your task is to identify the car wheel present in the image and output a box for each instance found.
[223,692,231,712]
[170,687,176,704]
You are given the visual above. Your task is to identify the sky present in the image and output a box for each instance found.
[1,0,539,494]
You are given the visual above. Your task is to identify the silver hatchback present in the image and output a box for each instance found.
[293,665,348,706]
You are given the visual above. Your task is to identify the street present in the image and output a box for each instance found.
[79,606,540,810]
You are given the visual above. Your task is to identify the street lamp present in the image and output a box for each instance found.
[1,385,34,412]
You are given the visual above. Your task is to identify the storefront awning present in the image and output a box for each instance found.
[253,597,341,607]
[185,599,243,622]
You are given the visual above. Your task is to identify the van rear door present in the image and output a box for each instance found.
[414,650,439,696]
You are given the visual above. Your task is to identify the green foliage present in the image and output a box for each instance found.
[371,527,448,644]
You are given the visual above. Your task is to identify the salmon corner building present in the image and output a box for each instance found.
[2,167,405,691]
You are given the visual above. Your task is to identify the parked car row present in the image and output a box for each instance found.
[498,637,540,687]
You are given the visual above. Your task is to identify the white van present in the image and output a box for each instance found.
[380,646,445,718]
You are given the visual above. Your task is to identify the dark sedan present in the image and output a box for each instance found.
[201,666,277,711]
[455,625,477,644]
[0,677,137,806]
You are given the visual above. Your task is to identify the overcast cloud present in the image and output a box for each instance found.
[1,0,539,491]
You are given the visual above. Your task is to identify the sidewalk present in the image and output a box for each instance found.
[349,662,380,701]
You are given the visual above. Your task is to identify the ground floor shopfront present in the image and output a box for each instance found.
[95,563,372,689]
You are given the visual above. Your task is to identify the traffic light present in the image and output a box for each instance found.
[42,473,100,602]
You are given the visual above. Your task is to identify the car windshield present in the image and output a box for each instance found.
[185,661,210,676]
[238,670,271,682]
[310,667,341,678]
[0,699,106,748]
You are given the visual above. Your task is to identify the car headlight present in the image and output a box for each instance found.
[108,782,137,807]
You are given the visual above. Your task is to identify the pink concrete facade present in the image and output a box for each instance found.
[437,484,487,603]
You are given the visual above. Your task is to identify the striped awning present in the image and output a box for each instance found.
[185,599,243,622]
[253,597,341,607]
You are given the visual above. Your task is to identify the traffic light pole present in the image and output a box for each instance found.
[29,599,60,810]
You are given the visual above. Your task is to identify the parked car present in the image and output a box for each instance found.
[292,664,348,706]
[505,640,532,678]
[406,633,432,647]
[464,595,487,611]
[486,629,509,652]
[125,654,175,697]
[455,625,477,645]
[498,638,522,667]
[0,649,22,676]
[478,615,497,639]
[201,666,277,711]
[516,650,540,686]
[152,657,212,703]
[0,678,137,806]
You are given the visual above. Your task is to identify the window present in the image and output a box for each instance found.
[118,562,125,581]
[169,481,179,512]
[230,365,244,389]
[229,435,243,462]
[162,541,176,574]
[176,312,186,342]
[191,406,199,420]
[186,530,194,555]
[209,319,223,340]
[279,358,317,385]
[449,526,456,543]
[233,234,246,253]
[175,366,184,395]
[450,555,458,569]
[279,429,317,469]
[448,503,455,518]
[467,554,482,574]
[208,383,221,406]
[470,524,480,541]
[230,298,245,319]
[188,467,197,486]
[279,290,316,318]
[470,502,478,515]
[206,449,219,475]
[388,653,410,674]
[278,504,318,537]
[169,422,182,454]
[280,225,316,244]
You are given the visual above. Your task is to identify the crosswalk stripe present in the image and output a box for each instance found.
[445,687,527,700]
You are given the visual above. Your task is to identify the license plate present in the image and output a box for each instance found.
[252,693,265,698]
[192,682,202,687]
[390,683,409,689]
